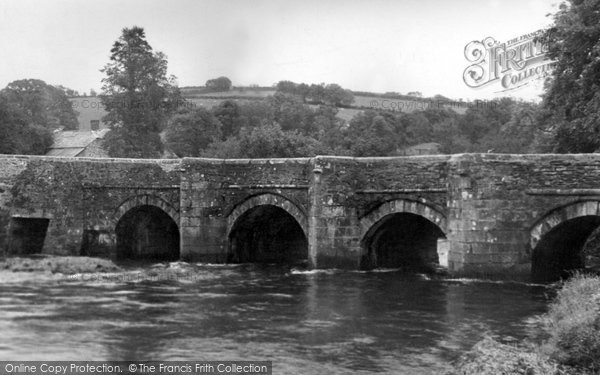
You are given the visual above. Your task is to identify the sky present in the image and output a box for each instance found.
[0,0,560,101]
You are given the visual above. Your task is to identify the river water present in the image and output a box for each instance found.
[0,263,551,374]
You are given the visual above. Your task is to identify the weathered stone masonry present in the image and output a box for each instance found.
[2,153,600,279]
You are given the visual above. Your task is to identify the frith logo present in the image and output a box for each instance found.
[463,30,556,92]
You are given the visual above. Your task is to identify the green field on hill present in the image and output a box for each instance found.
[69,87,466,131]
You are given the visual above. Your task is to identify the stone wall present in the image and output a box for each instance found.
[0,155,180,256]
[309,155,450,268]
[446,153,600,277]
[2,153,600,279]
[179,157,311,262]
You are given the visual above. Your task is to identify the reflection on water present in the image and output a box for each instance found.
[0,263,550,374]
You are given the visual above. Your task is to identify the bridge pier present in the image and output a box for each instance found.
[308,158,362,269]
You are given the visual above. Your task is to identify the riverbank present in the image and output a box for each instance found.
[448,273,600,375]
[0,255,121,274]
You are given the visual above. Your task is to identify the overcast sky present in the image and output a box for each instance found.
[0,0,558,101]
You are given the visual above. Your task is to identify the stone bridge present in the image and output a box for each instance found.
[2,153,600,281]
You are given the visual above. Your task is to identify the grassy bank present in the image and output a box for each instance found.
[449,273,600,375]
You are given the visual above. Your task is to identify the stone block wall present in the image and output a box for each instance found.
[2,153,600,278]
[446,153,600,277]
[179,158,311,262]
[0,155,181,256]
[309,155,450,268]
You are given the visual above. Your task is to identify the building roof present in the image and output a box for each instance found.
[46,129,109,157]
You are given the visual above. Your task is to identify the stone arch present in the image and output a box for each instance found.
[113,194,180,227]
[112,195,180,261]
[359,199,446,240]
[530,200,600,281]
[359,199,447,270]
[226,193,308,238]
[530,200,600,249]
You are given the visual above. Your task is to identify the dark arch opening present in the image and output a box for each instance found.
[361,212,446,272]
[115,205,180,261]
[532,216,600,282]
[228,205,308,265]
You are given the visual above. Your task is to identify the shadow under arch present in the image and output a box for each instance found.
[359,199,447,272]
[113,195,181,261]
[113,194,180,228]
[530,200,600,282]
[226,193,308,265]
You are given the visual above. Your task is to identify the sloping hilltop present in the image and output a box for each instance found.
[68,86,467,131]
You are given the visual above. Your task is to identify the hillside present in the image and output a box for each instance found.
[68,87,467,131]
[180,86,468,115]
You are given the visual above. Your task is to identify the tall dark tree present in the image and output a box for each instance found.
[538,0,600,152]
[100,26,180,158]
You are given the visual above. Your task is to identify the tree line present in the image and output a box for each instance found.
[161,94,541,158]
[94,27,545,158]
[275,80,354,107]
[1,2,596,159]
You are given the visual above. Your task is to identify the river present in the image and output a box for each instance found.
[0,263,551,374]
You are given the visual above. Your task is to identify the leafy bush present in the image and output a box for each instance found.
[545,273,600,370]
[448,336,560,375]
[450,274,600,375]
